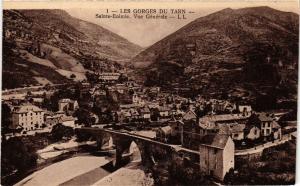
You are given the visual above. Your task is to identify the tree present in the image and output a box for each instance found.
[2,103,12,132]
[73,108,95,126]
[2,137,38,176]
[51,123,74,141]
[195,103,212,118]
[70,74,76,79]
[118,73,128,83]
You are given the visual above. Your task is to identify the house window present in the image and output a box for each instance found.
[266,129,270,135]
[234,134,239,138]
[267,122,270,127]
[214,149,218,154]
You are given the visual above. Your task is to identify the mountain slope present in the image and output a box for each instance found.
[131,6,298,104]
[18,10,142,61]
[3,9,142,88]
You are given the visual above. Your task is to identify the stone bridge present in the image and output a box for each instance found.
[75,127,200,170]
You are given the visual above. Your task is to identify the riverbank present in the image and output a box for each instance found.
[93,161,154,186]
[37,138,96,160]
[15,156,110,186]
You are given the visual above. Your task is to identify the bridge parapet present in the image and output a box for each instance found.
[75,127,201,173]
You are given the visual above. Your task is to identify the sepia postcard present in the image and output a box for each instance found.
[1,0,299,185]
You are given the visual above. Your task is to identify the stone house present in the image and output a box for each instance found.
[59,115,76,128]
[182,110,197,121]
[44,111,62,128]
[129,108,140,120]
[244,125,261,140]
[58,99,79,112]
[117,111,131,123]
[139,107,151,120]
[272,121,282,140]
[257,113,273,138]
[217,124,245,141]
[156,126,172,143]
[199,121,218,136]
[247,113,282,141]
[238,105,252,115]
[45,115,60,127]
[158,106,171,118]
[199,134,234,181]
[159,120,184,144]
[181,119,201,150]
[199,113,250,126]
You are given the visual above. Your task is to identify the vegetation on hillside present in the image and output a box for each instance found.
[133,7,298,104]
[225,141,296,185]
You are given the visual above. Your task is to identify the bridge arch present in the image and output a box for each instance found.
[129,141,142,163]
[93,132,115,151]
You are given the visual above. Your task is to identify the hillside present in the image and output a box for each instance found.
[131,6,298,106]
[3,9,142,88]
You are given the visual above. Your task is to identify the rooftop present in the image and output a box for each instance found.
[200,113,249,123]
[13,103,43,113]
[199,134,230,149]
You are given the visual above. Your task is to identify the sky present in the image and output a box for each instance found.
[65,3,299,48]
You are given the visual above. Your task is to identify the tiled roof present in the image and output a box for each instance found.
[58,99,76,103]
[199,134,230,149]
[199,121,216,130]
[199,113,249,123]
[218,124,245,135]
[160,126,172,135]
[183,110,197,121]
[13,104,43,113]
[140,107,150,113]
[59,115,75,122]
[257,112,274,122]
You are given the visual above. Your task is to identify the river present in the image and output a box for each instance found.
[14,141,154,186]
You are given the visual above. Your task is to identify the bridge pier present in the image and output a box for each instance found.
[94,133,114,150]
[76,127,201,177]
[114,138,132,167]
[136,142,155,167]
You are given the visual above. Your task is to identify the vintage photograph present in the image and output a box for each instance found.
[1,1,298,185]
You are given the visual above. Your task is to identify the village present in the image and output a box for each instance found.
[1,69,297,185]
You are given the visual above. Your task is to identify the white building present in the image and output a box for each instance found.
[98,73,120,82]
[12,104,45,131]
[199,134,234,181]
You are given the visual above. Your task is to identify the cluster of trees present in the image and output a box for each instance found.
[51,123,74,142]
[2,137,38,177]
